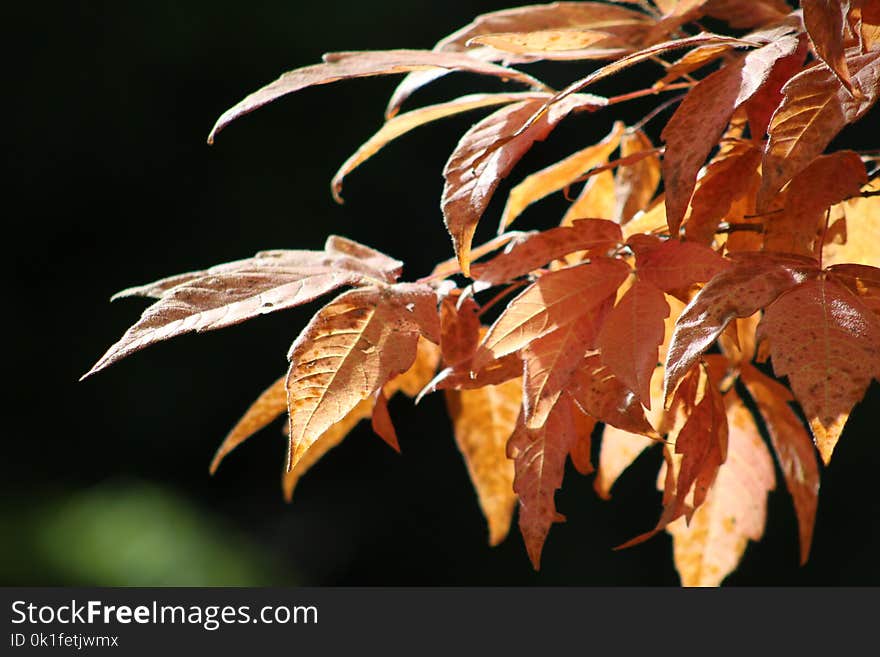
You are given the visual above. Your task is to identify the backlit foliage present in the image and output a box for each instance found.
[86,1,880,586]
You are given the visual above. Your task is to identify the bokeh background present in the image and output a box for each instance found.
[6,0,878,586]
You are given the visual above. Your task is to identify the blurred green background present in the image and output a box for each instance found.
[5,0,878,586]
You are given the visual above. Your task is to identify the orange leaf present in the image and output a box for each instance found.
[471,219,622,285]
[523,320,600,429]
[823,180,880,267]
[570,403,597,475]
[802,0,854,94]
[207,49,548,143]
[508,395,578,568]
[827,264,880,315]
[331,92,551,203]
[286,283,439,470]
[445,378,522,546]
[442,95,605,276]
[758,50,880,208]
[439,290,481,367]
[371,388,400,452]
[741,364,819,564]
[597,279,670,408]
[667,391,775,586]
[757,277,880,463]
[499,122,624,230]
[615,129,661,223]
[561,169,617,226]
[703,0,793,29]
[744,39,807,139]
[474,258,630,366]
[665,253,818,397]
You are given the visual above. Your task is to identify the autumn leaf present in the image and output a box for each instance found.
[439,291,482,366]
[757,277,880,463]
[827,263,880,315]
[594,424,657,499]
[763,150,867,256]
[285,283,439,471]
[561,169,617,227]
[667,391,775,587]
[802,0,854,93]
[661,36,800,234]
[615,129,661,223]
[597,279,670,408]
[665,252,817,397]
[331,92,551,203]
[442,94,606,275]
[508,395,579,568]
[446,378,522,546]
[499,121,624,230]
[758,49,880,208]
[471,219,622,285]
[628,235,730,294]
[207,50,549,143]
[823,179,880,267]
[84,238,404,378]
[741,363,819,564]
[473,258,629,366]
[569,354,656,436]
[703,0,793,29]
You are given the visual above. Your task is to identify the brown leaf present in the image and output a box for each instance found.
[446,378,522,546]
[331,92,550,203]
[741,363,819,564]
[468,29,637,59]
[597,279,670,408]
[85,238,403,378]
[500,122,625,231]
[703,0,793,29]
[286,283,439,470]
[439,292,482,366]
[442,95,605,276]
[802,0,854,93]
[667,391,775,586]
[744,39,808,139]
[207,50,548,143]
[757,277,880,463]
[371,388,400,452]
[763,151,867,256]
[471,219,622,285]
[508,395,579,568]
[615,129,661,223]
[386,336,443,398]
[570,403,597,475]
[473,258,630,366]
[661,37,800,234]
[665,252,818,397]
[827,264,880,315]
[758,50,880,208]
[629,234,731,293]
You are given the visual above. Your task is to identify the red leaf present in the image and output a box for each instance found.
[439,291,482,366]
[371,388,400,452]
[757,277,880,463]
[741,364,819,564]
[442,95,605,275]
[802,0,854,93]
[470,219,622,285]
[570,354,657,436]
[665,253,818,397]
[629,235,731,293]
[597,279,670,408]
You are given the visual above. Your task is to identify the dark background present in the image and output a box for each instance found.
[5,0,878,586]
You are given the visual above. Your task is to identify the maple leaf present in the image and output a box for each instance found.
[442,94,606,275]
[741,363,819,564]
[446,378,522,546]
[83,237,402,378]
[758,49,880,208]
[285,283,440,471]
[757,277,880,463]
[667,391,775,587]
[473,258,630,366]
